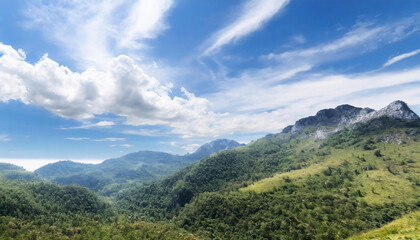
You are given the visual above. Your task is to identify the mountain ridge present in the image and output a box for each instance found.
[282,100,418,138]
[35,138,243,196]
[116,100,419,239]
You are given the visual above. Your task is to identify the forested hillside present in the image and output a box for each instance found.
[1,101,419,239]
[116,102,420,239]
[35,139,242,196]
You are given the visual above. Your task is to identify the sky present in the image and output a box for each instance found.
[1,0,420,170]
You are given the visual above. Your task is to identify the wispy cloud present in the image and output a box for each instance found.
[94,137,126,142]
[203,0,289,55]
[24,0,174,68]
[265,15,420,64]
[118,0,173,49]
[122,129,165,136]
[0,135,11,142]
[60,121,115,130]
[205,67,420,135]
[120,144,133,148]
[384,49,420,67]
[65,137,90,141]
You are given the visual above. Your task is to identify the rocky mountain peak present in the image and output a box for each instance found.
[281,100,418,136]
[282,104,374,134]
[371,100,419,120]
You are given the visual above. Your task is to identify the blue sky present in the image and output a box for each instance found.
[1,0,420,170]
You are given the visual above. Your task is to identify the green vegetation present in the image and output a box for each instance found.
[1,116,419,239]
[35,139,241,197]
[346,211,420,239]
[117,117,420,239]
[0,163,42,182]
[0,179,202,239]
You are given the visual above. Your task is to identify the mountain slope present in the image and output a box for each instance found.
[346,210,420,239]
[0,162,42,182]
[116,101,420,239]
[35,139,242,196]
[0,178,202,239]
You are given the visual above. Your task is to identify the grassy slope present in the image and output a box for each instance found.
[173,120,420,239]
[346,210,420,240]
[241,139,420,205]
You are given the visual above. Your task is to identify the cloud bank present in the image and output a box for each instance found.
[0,43,212,136]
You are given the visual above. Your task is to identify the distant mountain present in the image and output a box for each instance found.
[0,162,42,182]
[117,100,420,239]
[184,139,245,161]
[35,139,242,196]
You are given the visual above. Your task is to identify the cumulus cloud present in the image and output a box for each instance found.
[383,49,420,67]
[203,0,289,55]
[0,43,213,134]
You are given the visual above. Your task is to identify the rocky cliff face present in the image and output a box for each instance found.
[281,100,419,138]
[358,100,419,123]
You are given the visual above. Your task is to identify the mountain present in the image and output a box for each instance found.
[184,139,245,161]
[0,174,201,240]
[116,100,420,239]
[282,100,418,137]
[0,162,42,182]
[35,139,242,196]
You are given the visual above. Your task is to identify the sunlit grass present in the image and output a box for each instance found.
[346,211,420,240]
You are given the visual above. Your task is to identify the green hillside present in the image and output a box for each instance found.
[35,139,242,196]
[346,210,420,239]
[117,117,420,239]
[2,103,419,239]
[0,178,202,239]
[0,163,42,182]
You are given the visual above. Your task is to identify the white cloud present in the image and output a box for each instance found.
[266,15,420,64]
[65,137,89,141]
[61,121,115,130]
[24,0,174,69]
[203,0,289,55]
[383,49,420,67]
[3,41,419,138]
[291,34,306,44]
[205,67,420,134]
[122,129,164,136]
[118,0,173,49]
[94,138,126,142]
[182,143,201,153]
[0,43,213,135]
[0,135,11,142]
[120,144,133,148]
